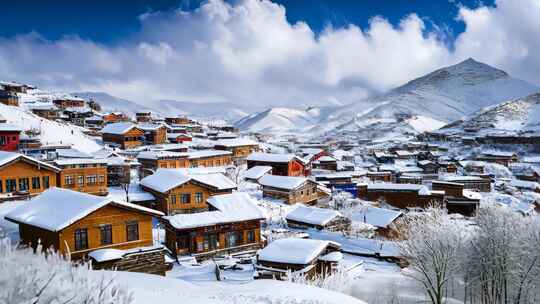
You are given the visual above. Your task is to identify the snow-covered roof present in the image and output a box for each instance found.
[259,174,308,190]
[215,138,259,147]
[367,183,431,195]
[101,122,139,135]
[0,151,60,172]
[352,206,402,228]
[510,179,540,190]
[187,150,232,159]
[0,123,22,132]
[56,148,93,159]
[140,169,236,193]
[88,245,164,262]
[286,205,342,226]
[137,123,165,131]
[53,158,108,166]
[258,238,336,265]
[243,166,272,180]
[4,188,163,232]
[462,189,482,200]
[164,192,265,230]
[247,152,304,164]
[442,175,485,182]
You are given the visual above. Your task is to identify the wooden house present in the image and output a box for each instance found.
[102,122,145,149]
[102,112,129,123]
[4,188,169,274]
[0,151,60,200]
[256,238,342,280]
[441,175,491,192]
[162,192,265,260]
[53,158,108,196]
[258,174,319,205]
[358,183,445,209]
[311,156,338,171]
[53,97,85,109]
[0,90,19,106]
[168,133,192,143]
[247,152,307,176]
[0,123,22,151]
[0,81,28,94]
[140,169,236,215]
[417,160,439,174]
[214,138,260,162]
[285,204,350,231]
[353,205,403,238]
[188,150,233,168]
[476,151,518,166]
[137,150,189,178]
[366,171,393,182]
[139,124,167,145]
[30,104,60,120]
[432,181,480,216]
[103,156,131,186]
[136,112,152,123]
[165,116,192,125]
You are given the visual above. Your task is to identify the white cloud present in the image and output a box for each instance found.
[0,0,537,108]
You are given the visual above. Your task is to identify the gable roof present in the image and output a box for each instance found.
[351,206,403,228]
[258,174,309,190]
[163,192,265,230]
[247,152,305,164]
[4,187,163,232]
[286,205,342,226]
[140,169,236,193]
[243,165,272,180]
[258,238,336,265]
[0,151,60,172]
[101,122,140,135]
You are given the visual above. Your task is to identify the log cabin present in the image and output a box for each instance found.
[102,122,145,149]
[135,112,152,123]
[167,133,192,143]
[4,188,168,274]
[0,123,22,151]
[357,183,445,209]
[102,112,129,123]
[213,138,260,163]
[187,150,233,168]
[285,204,350,231]
[0,90,19,106]
[432,181,481,216]
[53,97,85,109]
[139,123,167,145]
[246,152,308,176]
[53,158,108,196]
[140,169,237,215]
[258,174,319,205]
[162,192,265,260]
[311,156,338,171]
[30,104,60,120]
[256,238,342,280]
[0,151,60,200]
[137,150,189,178]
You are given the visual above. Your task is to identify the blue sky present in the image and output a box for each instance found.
[0,0,536,107]
[0,0,493,45]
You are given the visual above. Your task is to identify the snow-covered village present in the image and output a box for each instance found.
[0,0,539,303]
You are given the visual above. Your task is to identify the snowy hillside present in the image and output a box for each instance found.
[440,92,540,135]
[235,59,538,139]
[235,107,331,133]
[147,99,259,122]
[0,103,101,153]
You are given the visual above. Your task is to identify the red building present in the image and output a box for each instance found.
[0,124,22,151]
[246,152,308,176]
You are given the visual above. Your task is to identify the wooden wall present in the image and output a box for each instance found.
[57,165,108,195]
[0,159,57,196]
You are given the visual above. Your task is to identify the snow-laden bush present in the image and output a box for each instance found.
[0,238,133,304]
[285,266,353,295]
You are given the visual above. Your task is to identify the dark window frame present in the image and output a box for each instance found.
[74,228,88,251]
[126,221,139,242]
[100,224,113,245]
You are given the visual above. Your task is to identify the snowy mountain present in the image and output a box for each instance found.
[234,106,335,133]
[440,92,540,135]
[73,92,154,116]
[234,59,539,140]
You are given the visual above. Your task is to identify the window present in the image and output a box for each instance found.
[42,176,50,189]
[0,136,5,145]
[86,175,97,184]
[225,231,242,248]
[126,221,139,241]
[98,175,105,183]
[18,178,29,191]
[74,228,88,251]
[0,180,3,193]
[247,230,256,243]
[100,224,113,245]
[6,179,16,192]
[181,193,191,204]
[203,233,218,251]
[65,175,73,185]
[195,192,203,204]
[78,175,84,185]
[31,177,40,190]
[170,194,176,204]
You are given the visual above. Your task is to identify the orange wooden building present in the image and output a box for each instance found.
[139,124,167,145]
[188,150,233,168]
[53,158,109,196]
[214,138,260,162]
[246,152,307,176]
[4,187,164,260]
[140,169,236,215]
[0,90,19,106]
[137,150,189,178]
[0,151,59,200]
[102,122,145,149]
[53,97,85,109]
